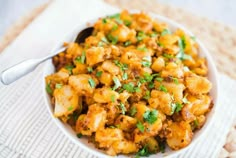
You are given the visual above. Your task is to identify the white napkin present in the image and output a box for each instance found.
[0,0,236,158]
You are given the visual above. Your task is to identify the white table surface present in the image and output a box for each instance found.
[0,0,236,38]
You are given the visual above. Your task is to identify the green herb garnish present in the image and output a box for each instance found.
[159,85,167,92]
[148,82,155,89]
[157,42,164,47]
[194,119,199,127]
[111,94,115,103]
[68,105,73,111]
[163,53,174,59]
[171,77,179,84]
[124,41,131,47]
[112,24,118,31]
[143,91,151,100]
[113,76,121,90]
[46,83,52,94]
[96,71,103,77]
[130,107,137,117]
[109,13,123,24]
[174,102,183,113]
[55,83,62,89]
[65,65,74,75]
[141,56,151,67]
[155,77,163,82]
[77,133,83,138]
[107,34,118,44]
[124,20,131,26]
[143,110,158,124]
[182,95,190,104]
[137,31,146,42]
[114,60,128,71]
[75,51,86,64]
[122,72,128,80]
[150,32,158,37]
[119,103,126,114]
[136,121,145,133]
[176,36,192,60]
[135,145,151,157]
[161,29,171,36]
[122,83,140,93]
[137,46,148,52]
[88,78,96,88]
[87,67,93,73]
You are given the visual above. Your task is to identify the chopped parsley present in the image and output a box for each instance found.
[163,53,174,59]
[150,32,158,37]
[108,13,123,24]
[143,91,151,100]
[88,78,96,88]
[170,103,177,115]
[139,73,159,85]
[109,125,116,129]
[119,103,126,114]
[101,37,109,43]
[161,29,171,36]
[171,77,179,84]
[107,34,118,44]
[68,105,73,111]
[111,94,115,102]
[182,95,190,104]
[122,83,140,93]
[157,42,164,47]
[142,60,151,67]
[113,76,121,90]
[102,18,107,24]
[135,145,151,157]
[155,77,163,82]
[176,36,192,60]
[96,71,103,77]
[87,67,93,73]
[130,107,137,116]
[112,24,118,31]
[70,112,79,122]
[46,83,52,94]
[55,83,62,89]
[159,85,167,92]
[75,51,86,64]
[141,56,151,67]
[143,110,158,124]
[148,82,155,89]
[124,41,131,47]
[97,41,104,47]
[65,65,74,75]
[136,121,145,133]
[137,46,148,52]
[77,133,83,138]
[174,102,183,113]
[122,72,128,80]
[137,31,146,42]
[124,20,131,26]
[114,60,128,71]
[194,119,199,127]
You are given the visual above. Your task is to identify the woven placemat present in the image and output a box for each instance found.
[0,0,235,157]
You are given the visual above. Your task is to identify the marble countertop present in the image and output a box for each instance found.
[0,0,236,38]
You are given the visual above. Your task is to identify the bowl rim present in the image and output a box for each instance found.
[42,10,219,158]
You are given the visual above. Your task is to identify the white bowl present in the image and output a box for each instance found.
[43,11,219,158]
